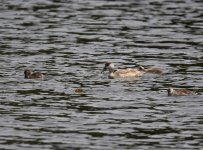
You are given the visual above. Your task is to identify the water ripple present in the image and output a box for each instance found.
[0,0,203,150]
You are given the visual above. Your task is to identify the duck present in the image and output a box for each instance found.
[24,69,46,79]
[102,62,145,78]
[138,66,163,74]
[167,87,197,96]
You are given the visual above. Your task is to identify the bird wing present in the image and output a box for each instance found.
[32,72,44,78]
[176,89,194,95]
[145,67,163,74]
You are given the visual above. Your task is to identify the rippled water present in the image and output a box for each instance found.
[0,0,203,149]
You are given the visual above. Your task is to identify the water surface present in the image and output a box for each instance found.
[0,0,203,149]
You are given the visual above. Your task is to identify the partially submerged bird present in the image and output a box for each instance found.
[167,87,197,96]
[102,62,145,78]
[139,66,163,74]
[74,88,84,93]
[24,69,46,79]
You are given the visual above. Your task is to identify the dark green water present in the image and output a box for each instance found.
[0,0,203,149]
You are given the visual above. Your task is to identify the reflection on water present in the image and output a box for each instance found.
[0,0,203,149]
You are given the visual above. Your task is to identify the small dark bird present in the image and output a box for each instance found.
[24,69,46,79]
[167,87,197,96]
[74,88,84,93]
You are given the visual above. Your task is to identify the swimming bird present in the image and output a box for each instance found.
[24,69,46,79]
[167,87,197,96]
[139,66,163,74]
[74,88,84,93]
[102,62,145,78]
